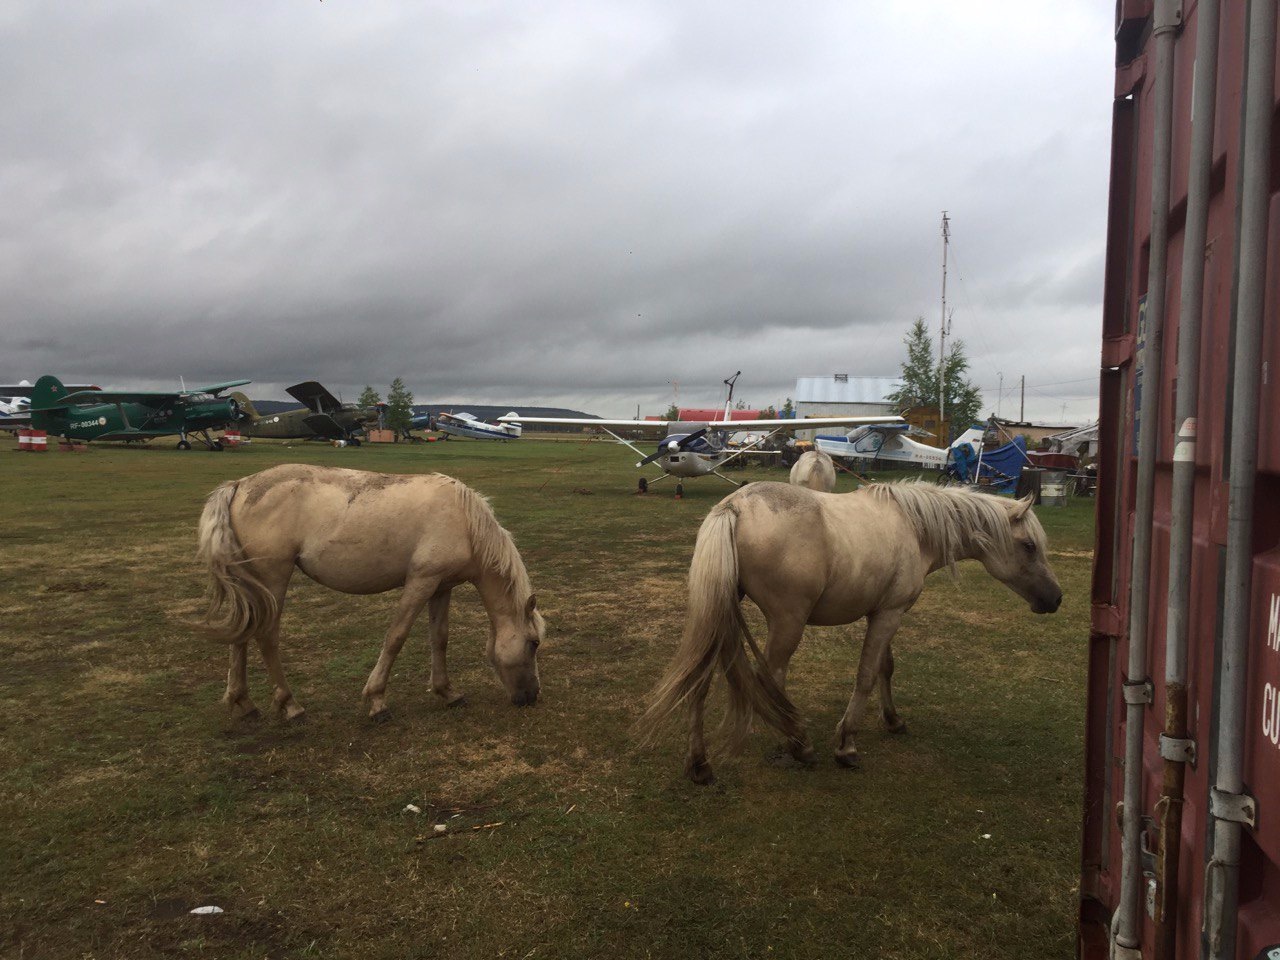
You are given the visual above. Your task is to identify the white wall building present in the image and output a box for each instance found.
[793,374,901,438]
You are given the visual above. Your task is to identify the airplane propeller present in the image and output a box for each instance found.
[637,427,708,467]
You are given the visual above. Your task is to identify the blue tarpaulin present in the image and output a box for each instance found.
[976,436,1028,492]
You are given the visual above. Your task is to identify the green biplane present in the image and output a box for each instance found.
[28,375,250,450]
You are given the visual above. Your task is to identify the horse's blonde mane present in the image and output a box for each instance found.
[870,481,1043,569]
[447,477,536,607]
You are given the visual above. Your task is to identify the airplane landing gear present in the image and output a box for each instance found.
[637,477,648,494]
[346,436,361,447]
[196,430,223,451]
[674,482,684,499]
[177,439,192,450]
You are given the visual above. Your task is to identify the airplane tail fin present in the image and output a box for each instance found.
[230,392,259,422]
[950,426,984,451]
[28,376,70,431]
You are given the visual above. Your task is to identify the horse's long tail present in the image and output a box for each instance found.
[195,480,277,644]
[641,502,801,751]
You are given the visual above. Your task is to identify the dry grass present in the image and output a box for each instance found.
[0,438,1094,959]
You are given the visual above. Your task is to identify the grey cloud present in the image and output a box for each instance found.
[2,1,1115,423]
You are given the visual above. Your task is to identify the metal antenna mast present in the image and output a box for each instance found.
[939,212,951,422]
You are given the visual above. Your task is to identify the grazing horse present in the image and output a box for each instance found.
[788,450,836,492]
[643,481,1062,784]
[196,464,543,722]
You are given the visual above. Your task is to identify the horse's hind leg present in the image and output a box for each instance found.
[835,608,904,768]
[223,642,259,721]
[879,644,907,734]
[251,562,303,722]
[762,615,816,766]
[362,576,438,721]
[684,672,716,785]
[427,589,466,707]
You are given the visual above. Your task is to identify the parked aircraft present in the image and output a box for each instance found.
[232,381,383,445]
[1,380,99,429]
[816,422,984,470]
[27,375,249,449]
[500,373,904,494]
[435,411,523,441]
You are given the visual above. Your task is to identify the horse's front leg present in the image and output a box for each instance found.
[427,589,466,707]
[362,576,438,721]
[879,643,907,733]
[835,608,904,768]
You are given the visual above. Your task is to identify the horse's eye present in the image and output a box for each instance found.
[529,637,541,650]
[1021,540,1037,555]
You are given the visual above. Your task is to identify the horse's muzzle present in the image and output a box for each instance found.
[1032,589,1063,614]
[511,686,540,707]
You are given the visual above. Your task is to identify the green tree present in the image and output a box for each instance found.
[760,404,778,419]
[357,385,382,408]
[887,317,938,410]
[941,341,983,433]
[781,397,794,418]
[886,317,983,439]
[663,403,679,420]
[384,378,414,437]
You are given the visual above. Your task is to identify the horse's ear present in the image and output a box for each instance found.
[1009,495,1034,521]
[525,594,538,617]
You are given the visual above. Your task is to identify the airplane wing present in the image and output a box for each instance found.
[719,415,907,431]
[497,415,665,429]
[0,383,98,397]
[197,379,251,395]
[59,390,178,407]
[302,413,347,439]
[498,414,906,432]
[287,381,342,414]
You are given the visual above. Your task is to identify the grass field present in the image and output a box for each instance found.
[0,437,1094,959]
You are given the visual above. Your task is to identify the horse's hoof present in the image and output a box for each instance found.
[370,708,391,724]
[446,695,468,709]
[834,750,862,769]
[229,703,260,722]
[883,714,908,735]
[685,759,716,786]
[283,706,307,724]
[789,743,818,767]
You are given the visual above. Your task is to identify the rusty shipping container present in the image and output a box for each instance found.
[1082,1,1280,958]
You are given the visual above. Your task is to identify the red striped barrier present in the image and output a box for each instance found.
[22,430,47,452]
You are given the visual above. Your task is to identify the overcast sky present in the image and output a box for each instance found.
[2,2,1113,422]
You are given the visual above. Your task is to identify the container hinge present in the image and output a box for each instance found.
[1210,788,1257,828]
[1123,679,1153,705]
[1154,0,1183,32]
[1158,734,1196,764]
[1139,815,1158,875]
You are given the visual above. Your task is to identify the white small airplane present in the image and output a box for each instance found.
[435,411,523,441]
[0,379,99,430]
[816,422,984,471]
[500,372,905,494]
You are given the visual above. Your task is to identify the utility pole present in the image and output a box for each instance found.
[1020,374,1025,421]
[939,212,951,421]
[997,371,1003,418]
